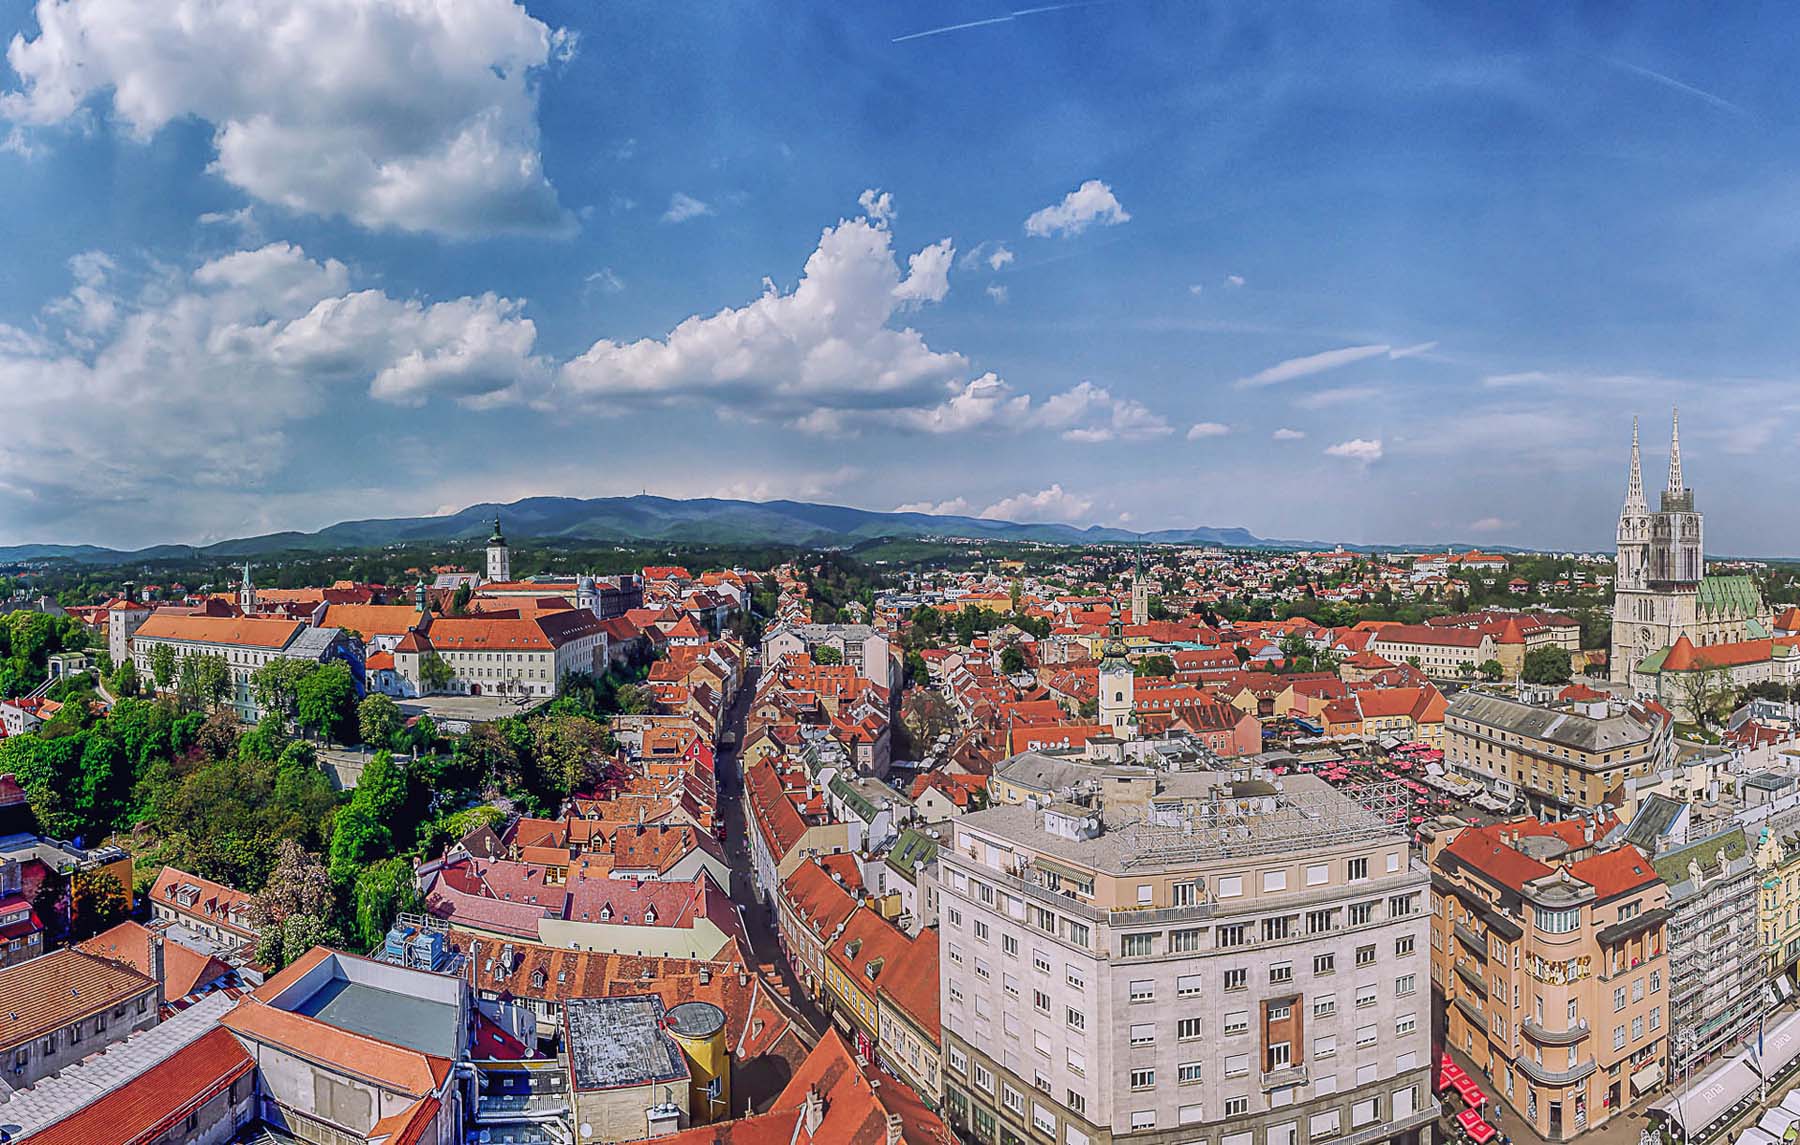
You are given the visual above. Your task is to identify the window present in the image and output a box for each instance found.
[1130,1111,1157,1131]
[1263,916,1294,941]
[1352,1097,1381,1128]
[1650,1006,1662,1032]
[1306,909,1336,934]
[1269,1002,1291,1021]
[1314,952,1336,976]
[1130,979,1155,1003]
[1033,950,1052,974]
[1651,969,1662,993]
[1269,1041,1292,1067]
[1034,1031,1051,1057]
[1003,1084,1025,1114]
[1397,1013,1417,1036]
[1632,977,1645,1002]
[1395,974,1416,996]
[1388,893,1418,917]
[1307,863,1329,886]
[1178,1017,1203,1040]
[974,919,990,941]
[1121,933,1154,958]
[1314,994,1337,1018]
[1066,1047,1085,1075]
[1632,1015,1644,1041]
[1349,902,1375,926]
[1034,1105,1059,1135]
[1535,905,1580,934]
[1218,924,1248,948]
[1263,869,1288,892]
[1067,1091,1086,1115]
[1170,927,1202,953]
[1356,1024,1377,1048]
[974,1063,994,1093]
[1004,934,1020,957]
[1347,857,1369,881]
[1613,1025,1626,1051]
[1316,1032,1338,1057]
[1172,881,1199,907]
[1395,935,1415,957]
[1225,1011,1249,1036]
[1311,1110,1342,1139]
[1271,961,1294,985]
[975,958,991,981]
[1066,1007,1086,1032]
[1066,966,1085,991]
[1034,989,1051,1014]
[1355,944,1376,968]
[1356,983,1377,1008]
[1130,1068,1156,1090]
[948,1045,968,1075]
[1225,1096,1250,1117]
[1177,974,1203,997]
[1065,921,1089,947]
[949,943,964,965]
[949,983,964,1005]
[1004,973,1020,998]
[1130,1023,1156,1046]
[1179,1061,1203,1084]
[1613,986,1627,1012]
[1218,875,1244,898]
[1225,1053,1250,1078]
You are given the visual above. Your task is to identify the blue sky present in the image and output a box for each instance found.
[0,1,1795,552]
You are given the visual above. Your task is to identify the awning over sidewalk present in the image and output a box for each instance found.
[1653,1056,1762,1138]
[1632,1062,1666,1095]
[1759,1012,1800,1080]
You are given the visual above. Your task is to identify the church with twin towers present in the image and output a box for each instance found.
[1610,409,1777,701]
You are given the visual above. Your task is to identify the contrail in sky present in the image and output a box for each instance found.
[893,2,1110,44]
[1601,57,1750,119]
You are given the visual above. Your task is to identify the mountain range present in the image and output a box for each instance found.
[0,495,1336,564]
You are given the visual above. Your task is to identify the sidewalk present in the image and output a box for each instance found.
[1440,1043,1652,1145]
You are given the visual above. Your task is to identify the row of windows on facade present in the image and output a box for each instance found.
[956,853,1401,912]
[10,995,149,1068]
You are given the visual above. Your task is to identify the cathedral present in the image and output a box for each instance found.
[1610,410,1769,686]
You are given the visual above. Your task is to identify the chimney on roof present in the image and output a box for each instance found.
[150,933,166,1009]
[699,966,711,985]
[803,1087,827,1135]
[886,1112,905,1145]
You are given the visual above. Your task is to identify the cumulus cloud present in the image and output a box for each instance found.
[981,484,1093,523]
[959,241,1015,272]
[1024,179,1130,237]
[2,0,573,237]
[558,195,1170,442]
[1186,421,1230,439]
[857,188,896,226]
[1325,438,1384,463]
[1272,427,1307,440]
[661,192,714,223]
[895,497,974,516]
[0,241,549,521]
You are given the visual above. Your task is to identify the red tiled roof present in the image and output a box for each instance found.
[18,1026,252,1145]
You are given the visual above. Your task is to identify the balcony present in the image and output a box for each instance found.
[1521,1017,1590,1046]
[1455,960,1488,996]
[1452,994,1485,1029]
[1261,1063,1310,1091]
[1516,1056,1598,1086]
[1454,922,1488,958]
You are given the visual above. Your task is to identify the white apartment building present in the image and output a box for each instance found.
[939,762,1435,1145]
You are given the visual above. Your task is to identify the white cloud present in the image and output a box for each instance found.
[1032,381,1173,443]
[1188,284,1205,296]
[1389,341,1439,359]
[987,245,1015,270]
[981,484,1093,523]
[585,267,625,294]
[1024,179,1130,238]
[661,192,714,223]
[1325,437,1384,463]
[1295,385,1382,411]
[1482,370,1552,387]
[2,0,572,237]
[958,241,1015,272]
[893,373,1029,434]
[892,238,954,307]
[1236,344,1391,388]
[1272,427,1307,440]
[986,284,1008,304]
[1223,274,1246,287]
[1186,421,1230,439]
[0,241,549,517]
[857,188,896,226]
[895,497,973,516]
[1468,516,1514,533]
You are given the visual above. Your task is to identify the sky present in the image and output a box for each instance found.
[1,0,1797,553]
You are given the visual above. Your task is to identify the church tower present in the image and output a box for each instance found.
[486,514,511,583]
[1130,547,1150,625]
[1097,598,1135,737]
[238,562,258,615]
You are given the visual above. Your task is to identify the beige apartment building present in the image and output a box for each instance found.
[1444,692,1672,819]
[1427,818,1670,1141]
[939,759,1436,1145]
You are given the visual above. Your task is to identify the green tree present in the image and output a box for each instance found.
[418,651,454,693]
[451,583,473,614]
[812,645,844,666]
[149,643,177,691]
[250,658,315,720]
[615,683,651,715]
[1479,659,1505,682]
[109,657,140,698]
[328,802,393,888]
[251,839,337,932]
[531,713,609,802]
[358,693,403,750]
[353,858,422,951]
[196,653,231,710]
[1134,654,1175,678]
[176,651,205,711]
[295,662,355,743]
[1000,645,1027,675]
[257,912,347,971]
[1521,646,1573,685]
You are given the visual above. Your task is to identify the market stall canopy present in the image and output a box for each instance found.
[1652,1056,1762,1139]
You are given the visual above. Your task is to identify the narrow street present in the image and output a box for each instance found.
[714,654,829,1037]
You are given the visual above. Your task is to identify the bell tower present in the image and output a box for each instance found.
[486,514,511,583]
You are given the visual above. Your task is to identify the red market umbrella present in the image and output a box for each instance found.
[1455,1075,1486,1107]
[1457,1109,1496,1143]
[1438,1062,1467,1092]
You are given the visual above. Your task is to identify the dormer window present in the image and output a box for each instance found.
[530,968,547,989]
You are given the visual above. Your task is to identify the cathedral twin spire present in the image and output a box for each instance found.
[1622,408,1684,511]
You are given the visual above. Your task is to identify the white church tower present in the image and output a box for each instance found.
[486,514,511,583]
[238,562,258,615]
[1097,598,1135,737]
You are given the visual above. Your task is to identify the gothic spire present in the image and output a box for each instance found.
[1667,406,1684,494]
[1623,415,1645,514]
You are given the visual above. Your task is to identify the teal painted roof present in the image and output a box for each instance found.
[1637,646,1669,675]
[885,827,940,878]
[828,773,879,821]
[1749,618,1772,639]
[1698,574,1763,619]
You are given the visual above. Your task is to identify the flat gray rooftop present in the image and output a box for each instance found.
[292,978,461,1058]
[565,995,687,1092]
